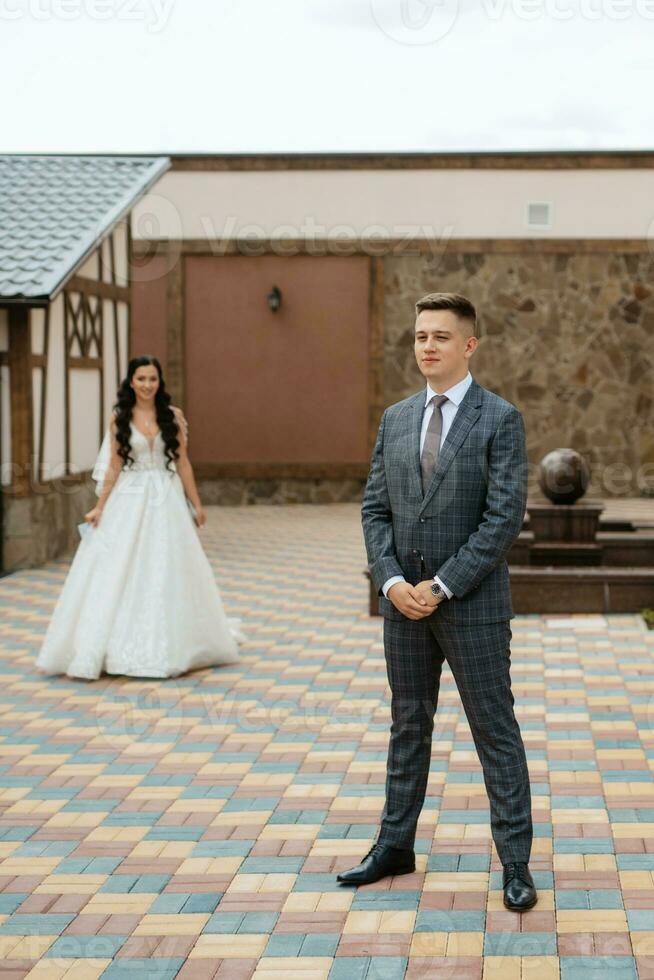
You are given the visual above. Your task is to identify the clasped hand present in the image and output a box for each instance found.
[387,579,445,620]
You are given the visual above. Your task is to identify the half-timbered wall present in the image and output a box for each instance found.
[26,222,131,484]
[2,221,132,571]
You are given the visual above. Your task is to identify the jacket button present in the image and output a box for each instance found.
[420,518,425,523]
[411,549,418,555]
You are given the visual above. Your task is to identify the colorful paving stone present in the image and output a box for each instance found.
[0,503,653,978]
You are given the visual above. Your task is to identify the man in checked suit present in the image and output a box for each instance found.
[337,292,537,911]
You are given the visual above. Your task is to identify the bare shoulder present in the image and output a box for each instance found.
[171,405,187,421]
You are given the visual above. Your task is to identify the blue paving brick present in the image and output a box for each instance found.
[45,935,127,958]
[627,910,654,930]
[484,932,557,956]
[367,957,408,980]
[237,911,279,933]
[182,892,222,913]
[329,958,371,980]
[239,857,304,874]
[0,894,28,914]
[353,891,420,911]
[416,911,485,932]
[99,875,139,893]
[150,893,188,913]
[300,933,340,956]
[203,912,245,933]
[560,956,637,980]
[100,960,184,979]
[264,933,304,956]
[0,914,76,935]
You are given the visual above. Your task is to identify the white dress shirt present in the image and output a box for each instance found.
[382,371,473,602]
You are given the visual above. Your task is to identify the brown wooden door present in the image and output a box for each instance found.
[183,255,371,469]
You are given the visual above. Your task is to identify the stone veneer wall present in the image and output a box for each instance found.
[383,250,654,498]
[3,482,96,571]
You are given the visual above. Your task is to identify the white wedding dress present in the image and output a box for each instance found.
[36,421,242,680]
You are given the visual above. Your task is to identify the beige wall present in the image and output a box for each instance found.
[133,169,654,241]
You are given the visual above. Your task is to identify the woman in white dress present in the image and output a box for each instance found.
[36,355,242,680]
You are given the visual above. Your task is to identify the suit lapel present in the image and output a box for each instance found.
[419,379,483,514]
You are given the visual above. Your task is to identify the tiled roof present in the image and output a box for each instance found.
[0,155,170,303]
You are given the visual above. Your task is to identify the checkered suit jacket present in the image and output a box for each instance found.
[362,377,528,626]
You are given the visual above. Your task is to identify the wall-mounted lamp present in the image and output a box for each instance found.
[267,285,282,313]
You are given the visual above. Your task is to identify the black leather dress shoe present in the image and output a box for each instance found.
[336,843,416,886]
[503,861,538,910]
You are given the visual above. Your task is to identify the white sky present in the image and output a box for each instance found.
[2,0,654,153]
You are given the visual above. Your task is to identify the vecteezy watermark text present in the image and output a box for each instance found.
[0,0,175,32]
[370,0,654,47]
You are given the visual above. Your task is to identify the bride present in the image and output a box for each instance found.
[36,355,242,680]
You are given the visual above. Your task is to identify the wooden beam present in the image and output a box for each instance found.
[169,151,654,172]
[133,238,654,258]
[68,356,102,371]
[67,275,130,302]
[7,306,33,497]
[166,255,185,408]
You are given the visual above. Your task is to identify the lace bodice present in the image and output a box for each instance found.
[127,423,170,471]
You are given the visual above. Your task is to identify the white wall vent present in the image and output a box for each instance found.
[527,201,552,229]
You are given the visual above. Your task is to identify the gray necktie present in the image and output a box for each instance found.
[421,394,449,493]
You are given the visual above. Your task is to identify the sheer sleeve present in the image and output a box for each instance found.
[92,426,112,497]
[174,407,189,448]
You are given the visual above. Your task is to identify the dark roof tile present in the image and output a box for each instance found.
[0,155,169,302]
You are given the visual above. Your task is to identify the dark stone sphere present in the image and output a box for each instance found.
[538,449,590,504]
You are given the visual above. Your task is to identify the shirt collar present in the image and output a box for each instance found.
[425,371,473,408]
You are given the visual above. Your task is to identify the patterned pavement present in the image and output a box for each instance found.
[1,503,654,979]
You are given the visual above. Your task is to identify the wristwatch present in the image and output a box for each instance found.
[431,582,447,602]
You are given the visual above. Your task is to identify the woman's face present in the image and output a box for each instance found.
[131,365,160,400]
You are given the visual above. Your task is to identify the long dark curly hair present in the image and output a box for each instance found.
[113,356,180,472]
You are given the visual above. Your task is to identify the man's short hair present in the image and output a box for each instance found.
[415,292,477,337]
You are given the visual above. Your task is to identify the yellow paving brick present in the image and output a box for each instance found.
[630,933,654,955]
[613,822,654,837]
[253,964,331,980]
[410,933,449,956]
[59,960,115,979]
[424,872,489,891]
[82,893,157,915]
[0,858,60,875]
[84,827,149,843]
[521,958,560,980]
[44,812,108,828]
[190,934,269,958]
[252,958,332,979]
[260,824,321,840]
[310,839,374,856]
[379,910,416,933]
[483,957,521,980]
[551,809,609,823]
[343,911,381,933]
[283,892,320,912]
[133,913,210,935]
[585,855,617,871]
[212,810,272,825]
[619,871,654,889]
[35,874,108,895]
[316,891,354,912]
[1,935,57,958]
[446,932,484,956]
[556,910,628,932]
[176,857,243,875]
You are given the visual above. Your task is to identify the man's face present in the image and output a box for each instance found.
[414,309,476,387]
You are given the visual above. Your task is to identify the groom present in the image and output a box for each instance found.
[338,292,536,911]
